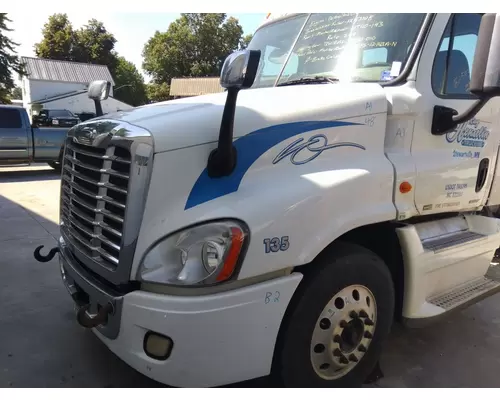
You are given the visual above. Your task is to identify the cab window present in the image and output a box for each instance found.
[432,13,482,97]
[0,108,22,129]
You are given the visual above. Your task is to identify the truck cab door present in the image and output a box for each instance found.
[0,107,30,162]
[411,13,500,214]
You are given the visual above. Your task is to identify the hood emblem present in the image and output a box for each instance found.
[73,126,114,148]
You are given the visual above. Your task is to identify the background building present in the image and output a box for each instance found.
[20,57,132,121]
[169,77,224,99]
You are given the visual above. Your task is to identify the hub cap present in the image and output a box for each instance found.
[310,285,377,380]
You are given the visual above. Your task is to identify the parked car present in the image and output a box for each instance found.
[33,109,81,128]
[75,112,97,122]
[0,105,70,170]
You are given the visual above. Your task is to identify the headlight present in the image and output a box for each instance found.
[139,221,248,286]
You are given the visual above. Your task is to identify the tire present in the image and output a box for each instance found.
[47,161,61,172]
[274,242,395,387]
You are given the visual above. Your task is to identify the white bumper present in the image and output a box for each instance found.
[61,243,303,387]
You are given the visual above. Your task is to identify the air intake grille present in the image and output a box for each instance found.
[61,139,131,269]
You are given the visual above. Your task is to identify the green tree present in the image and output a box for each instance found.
[240,34,253,50]
[113,56,147,106]
[146,82,170,103]
[142,13,245,84]
[0,13,24,103]
[34,13,75,61]
[72,19,118,72]
[35,15,118,72]
[10,85,22,99]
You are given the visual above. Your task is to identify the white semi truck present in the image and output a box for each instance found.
[34,13,500,387]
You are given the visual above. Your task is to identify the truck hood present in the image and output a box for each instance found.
[104,83,388,153]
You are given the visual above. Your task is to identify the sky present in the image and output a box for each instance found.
[7,12,267,83]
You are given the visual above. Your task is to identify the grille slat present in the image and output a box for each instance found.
[64,154,130,179]
[68,226,120,265]
[66,143,131,164]
[62,204,122,238]
[69,214,121,252]
[62,192,124,223]
[62,181,126,209]
[62,166,128,194]
[61,139,131,270]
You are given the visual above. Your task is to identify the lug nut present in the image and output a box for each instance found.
[339,320,348,328]
[333,348,342,357]
[333,334,341,343]
[339,355,349,364]
[359,310,368,318]
[364,331,373,339]
[358,344,367,353]
[349,310,358,319]
[364,318,374,326]
[349,354,359,362]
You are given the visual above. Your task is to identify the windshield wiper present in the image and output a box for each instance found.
[277,76,339,87]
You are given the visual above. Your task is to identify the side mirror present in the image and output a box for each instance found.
[470,14,500,98]
[220,50,261,89]
[88,80,111,101]
[87,80,111,117]
[207,49,261,178]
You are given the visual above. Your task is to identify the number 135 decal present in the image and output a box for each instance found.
[263,236,290,253]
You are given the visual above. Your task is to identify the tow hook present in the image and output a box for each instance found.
[33,245,60,263]
[76,302,114,329]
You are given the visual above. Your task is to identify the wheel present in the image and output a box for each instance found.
[48,148,64,172]
[275,242,395,387]
[47,161,61,172]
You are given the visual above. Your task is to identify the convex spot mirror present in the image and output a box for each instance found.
[220,49,261,89]
[470,13,500,99]
[88,80,111,101]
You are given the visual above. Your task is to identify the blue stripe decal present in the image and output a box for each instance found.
[185,120,361,210]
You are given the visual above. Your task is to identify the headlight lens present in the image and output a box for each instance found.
[139,221,247,286]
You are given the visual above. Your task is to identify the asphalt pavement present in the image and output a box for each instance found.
[1,164,500,387]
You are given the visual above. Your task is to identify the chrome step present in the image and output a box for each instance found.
[423,231,486,252]
[428,264,500,310]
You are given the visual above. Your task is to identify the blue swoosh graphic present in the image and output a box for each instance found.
[185,120,361,210]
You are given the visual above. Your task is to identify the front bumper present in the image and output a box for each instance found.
[59,237,303,387]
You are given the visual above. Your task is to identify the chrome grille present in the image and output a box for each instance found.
[61,139,131,270]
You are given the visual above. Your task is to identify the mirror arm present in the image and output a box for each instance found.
[207,87,239,177]
[94,99,103,117]
[452,97,488,124]
[431,97,489,135]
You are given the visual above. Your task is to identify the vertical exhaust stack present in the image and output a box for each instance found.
[87,80,111,117]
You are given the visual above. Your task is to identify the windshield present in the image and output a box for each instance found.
[50,110,75,118]
[248,13,427,88]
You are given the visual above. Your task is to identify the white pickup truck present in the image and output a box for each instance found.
[35,13,500,387]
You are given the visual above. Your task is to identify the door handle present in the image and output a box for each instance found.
[476,158,490,193]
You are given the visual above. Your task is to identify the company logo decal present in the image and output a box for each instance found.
[272,134,365,165]
[185,120,362,210]
[446,118,490,148]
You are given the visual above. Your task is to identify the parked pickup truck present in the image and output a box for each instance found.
[0,105,70,170]
[33,109,81,128]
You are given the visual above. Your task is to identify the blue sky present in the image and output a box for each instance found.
[8,12,266,82]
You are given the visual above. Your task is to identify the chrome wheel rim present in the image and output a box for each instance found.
[310,284,377,380]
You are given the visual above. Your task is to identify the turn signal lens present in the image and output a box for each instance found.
[399,181,412,194]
